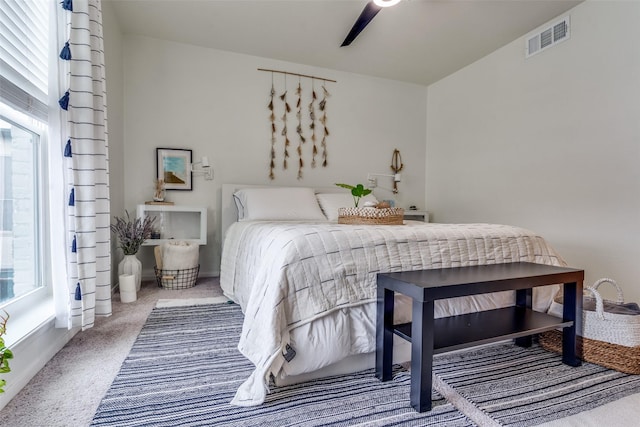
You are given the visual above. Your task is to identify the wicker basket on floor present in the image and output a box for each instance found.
[338,207,404,225]
[539,330,640,374]
[539,278,640,374]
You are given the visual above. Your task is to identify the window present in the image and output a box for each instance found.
[0,111,45,306]
[0,0,51,325]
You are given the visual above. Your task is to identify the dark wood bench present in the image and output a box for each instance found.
[375,262,584,412]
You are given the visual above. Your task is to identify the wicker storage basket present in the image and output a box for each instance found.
[154,265,199,289]
[338,207,404,225]
[539,278,640,374]
[539,330,640,374]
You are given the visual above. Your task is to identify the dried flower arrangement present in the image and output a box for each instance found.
[110,211,156,255]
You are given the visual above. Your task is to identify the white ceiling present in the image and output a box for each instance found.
[109,0,582,86]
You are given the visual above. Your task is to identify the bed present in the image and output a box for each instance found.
[219,184,566,406]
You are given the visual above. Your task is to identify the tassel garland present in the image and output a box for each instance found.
[74,283,82,300]
[61,0,73,11]
[71,235,77,253]
[68,188,75,206]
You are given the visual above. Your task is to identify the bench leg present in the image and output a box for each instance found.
[562,281,583,366]
[376,286,394,381]
[411,299,434,412]
[515,288,533,348]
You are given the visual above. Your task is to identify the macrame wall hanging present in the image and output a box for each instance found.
[259,68,335,180]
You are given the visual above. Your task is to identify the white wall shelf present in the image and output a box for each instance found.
[136,204,207,245]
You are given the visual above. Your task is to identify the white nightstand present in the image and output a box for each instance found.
[403,210,430,222]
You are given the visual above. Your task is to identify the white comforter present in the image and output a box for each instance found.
[220,221,565,406]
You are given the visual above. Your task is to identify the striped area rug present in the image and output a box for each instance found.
[433,342,640,426]
[91,303,473,426]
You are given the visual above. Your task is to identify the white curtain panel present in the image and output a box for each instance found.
[55,0,111,330]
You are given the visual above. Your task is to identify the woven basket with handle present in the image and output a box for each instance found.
[539,278,640,374]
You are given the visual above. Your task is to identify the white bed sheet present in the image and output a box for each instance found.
[220,220,566,406]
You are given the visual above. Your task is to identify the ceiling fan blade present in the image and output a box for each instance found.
[341,1,382,47]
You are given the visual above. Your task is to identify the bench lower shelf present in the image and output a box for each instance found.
[393,306,573,354]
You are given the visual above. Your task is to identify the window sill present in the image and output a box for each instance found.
[3,298,55,348]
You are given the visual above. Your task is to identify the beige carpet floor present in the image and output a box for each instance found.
[1,277,639,426]
[0,277,224,427]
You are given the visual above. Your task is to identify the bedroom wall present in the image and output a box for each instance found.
[425,1,640,302]
[122,35,427,277]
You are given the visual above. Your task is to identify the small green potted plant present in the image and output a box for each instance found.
[335,183,372,207]
[0,310,13,393]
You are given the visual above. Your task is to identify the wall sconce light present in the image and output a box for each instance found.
[367,149,404,194]
[191,156,213,180]
[367,172,401,191]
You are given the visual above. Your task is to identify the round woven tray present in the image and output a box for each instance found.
[539,329,640,374]
[338,207,404,225]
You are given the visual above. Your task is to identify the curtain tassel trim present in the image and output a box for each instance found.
[59,41,72,60]
[59,90,70,110]
[61,0,73,11]
[75,283,82,301]
[71,235,77,253]
[64,139,72,157]
[68,188,75,206]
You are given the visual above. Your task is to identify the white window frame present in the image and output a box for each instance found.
[0,103,54,347]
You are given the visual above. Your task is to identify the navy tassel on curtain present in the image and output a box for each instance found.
[60,41,72,60]
[68,188,75,206]
[71,235,77,253]
[64,139,72,157]
[75,283,82,300]
[62,0,73,11]
[59,90,69,110]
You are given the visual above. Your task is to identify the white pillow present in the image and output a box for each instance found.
[316,192,378,222]
[233,187,327,221]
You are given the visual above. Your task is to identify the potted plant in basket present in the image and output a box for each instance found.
[335,183,372,207]
[335,183,401,225]
[111,211,156,292]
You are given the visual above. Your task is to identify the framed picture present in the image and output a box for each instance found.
[156,148,192,190]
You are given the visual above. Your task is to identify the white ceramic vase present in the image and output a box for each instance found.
[118,254,142,291]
